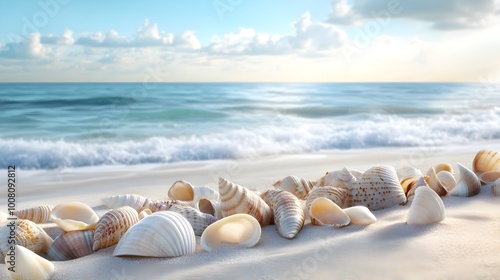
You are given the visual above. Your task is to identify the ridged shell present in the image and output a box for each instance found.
[0,219,53,257]
[14,205,54,224]
[406,176,429,204]
[219,177,272,226]
[46,230,94,261]
[449,163,481,197]
[305,186,349,225]
[5,245,54,280]
[426,167,449,196]
[308,197,350,227]
[102,194,147,212]
[51,202,99,232]
[168,180,220,204]
[349,166,407,210]
[273,175,316,200]
[141,198,191,213]
[479,170,500,184]
[493,179,500,196]
[407,186,445,225]
[317,167,356,188]
[343,206,377,225]
[260,189,305,239]
[93,206,140,251]
[195,198,222,220]
[114,211,196,258]
[473,150,500,174]
[435,163,453,174]
[437,171,457,191]
[168,205,217,236]
[200,214,261,251]
[397,166,423,181]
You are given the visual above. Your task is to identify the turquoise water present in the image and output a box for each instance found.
[1,83,499,169]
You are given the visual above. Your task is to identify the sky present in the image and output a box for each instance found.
[0,0,499,82]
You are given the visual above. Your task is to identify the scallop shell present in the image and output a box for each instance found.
[0,219,53,258]
[168,180,220,204]
[114,211,196,258]
[479,170,500,184]
[436,171,457,191]
[102,194,147,212]
[168,205,217,236]
[426,167,449,196]
[260,189,305,239]
[5,245,54,280]
[493,179,500,196]
[397,166,423,181]
[200,214,261,251]
[305,186,349,225]
[349,166,407,210]
[47,230,94,261]
[317,167,356,188]
[406,176,429,204]
[50,202,99,232]
[308,197,350,227]
[406,186,445,225]
[138,209,152,220]
[141,198,191,213]
[195,198,222,220]
[473,149,500,174]
[435,163,453,174]
[343,206,377,225]
[449,163,481,197]
[273,175,316,199]
[93,206,139,251]
[14,205,54,224]
[219,177,272,226]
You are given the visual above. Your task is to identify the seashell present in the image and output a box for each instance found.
[201,214,261,251]
[473,149,500,174]
[426,167,449,196]
[0,219,53,257]
[317,167,356,188]
[260,189,304,239]
[493,179,500,196]
[51,202,99,232]
[437,171,457,191]
[449,163,481,197]
[343,206,377,225]
[435,163,453,174]
[305,186,349,225]
[406,186,445,225]
[219,177,272,226]
[102,194,147,212]
[93,206,139,251]
[168,205,217,236]
[273,175,316,200]
[138,209,152,220]
[47,230,94,261]
[397,166,423,181]
[349,166,407,210]
[141,198,191,213]
[406,176,429,204]
[168,180,220,204]
[479,170,500,184]
[14,205,54,224]
[195,198,222,220]
[5,245,54,280]
[400,176,421,196]
[349,169,364,179]
[308,197,350,227]
[114,211,196,258]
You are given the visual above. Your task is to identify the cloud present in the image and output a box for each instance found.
[328,0,500,29]
[41,29,75,45]
[0,33,50,59]
[173,31,202,50]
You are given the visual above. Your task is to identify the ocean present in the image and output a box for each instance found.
[1,82,499,169]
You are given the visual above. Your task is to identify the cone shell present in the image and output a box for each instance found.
[0,219,53,257]
[114,211,196,258]
[93,206,139,251]
[14,205,54,224]
[201,214,261,251]
[426,167,449,196]
[195,198,222,220]
[343,206,377,225]
[435,163,453,174]
[5,245,54,280]
[102,194,147,212]
[141,198,191,213]
[168,205,217,236]
[260,189,305,239]
[449,163,481,197]
[47,230,94,261]
[436,171,457,191]
[479,170,500,184]
[51,202,99,232]
[406,176,429,204]
[407,186,445,225]
[168,180,220,204]
[219,177,272,226]
[349,166,407,210]
[397,166,423,181]
[305,186,349,225]
[273,175,316,200]
[308,197,350,227]
[473,150,500,174]
[317,167,356,188]
[493,179,500,196]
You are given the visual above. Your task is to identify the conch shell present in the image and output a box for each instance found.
[273,175,316,199]
[449,163,481,197]
[14,205,54,224]
[50,202,99,232]
[308,197,350,227]
[93,206,140,251]
[200,214,261,251]
[473,150,500,173]
[305,186,349,225]
[5,245,54,280]
[426,167,449,196]
[0,219,53,258]
[219,177,272,226]
[317,167,356,188]
[406,186,445,225]
[168,205,217,236]
[168,180,220,204]
[260,189,304,239]
[102,194,146,212]
[343,206,377,225]
[46,230,94,261]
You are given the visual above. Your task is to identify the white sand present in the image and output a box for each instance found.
[1,144,500,279]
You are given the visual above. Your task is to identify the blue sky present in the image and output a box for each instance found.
[0,0,499,82]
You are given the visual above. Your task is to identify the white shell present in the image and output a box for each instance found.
[436,171,457,191]
[14,205,54,224]
[493,179,500,196]
[426,167,449,196]
[406,176,429,204]
[201,214,261,251]
[273,175,316,199]
[308,197,350,227]
[473,150,500,173]
[50,202,99,232]
[168,205,217,236]
[102,194,147,212]
[138,209,152,220]
[168,180,220,204]
[397,166,423,181]
[435,163,454,174]
[114,211,195,258]
[195,198,222,220]
[317,167,356,188]
[305,186,349,225]
[5,245,54,280]
[261,189,304,239]
[407,186,445,225]
[343,206,377,225]
[449,163,481,197]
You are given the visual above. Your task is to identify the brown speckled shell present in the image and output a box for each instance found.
[273,176,317,200]
[93,206,139,251]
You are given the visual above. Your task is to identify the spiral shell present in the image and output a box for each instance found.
[201,214,261,251]
[260,189,304,239]
[14,205,54,224]
[0,219,53,258]
[168,180,220,204]
[51,202,99,232]
[317,167,356,188]
[449,163,481,197]
[273,175,316,199]
[93,206,139,251]
[168,205,217,236]
[473,150,500,174]
[343,206,377,225]
[5,245,54,280]
[308,197,350,227]
[407,186,445,225]
[195,198,222,220]
[219,177,272,226]
[114,211,196,258]
[102,194,147,212]
[47,230,94,261]
[426,167,449,196]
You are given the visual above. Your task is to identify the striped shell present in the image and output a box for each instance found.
[407,186,445,225]
[273,175,316,200]
[260,189,304,239]
[317,167,356,189]
[219,177,272,226]
[201,214,261,251]
[93,206,140,251]
[47,230,94,261]
[168,205,217,236]
[102,194,147,212]
[473,150,500,174]
[0,219,53,257]
[5,245,54,280]
[14,205,54,224]
[168,180,220,204]
[51,202,99,232]
[449,163,481,197]
[308,197,350,227]
[426,167,449,196]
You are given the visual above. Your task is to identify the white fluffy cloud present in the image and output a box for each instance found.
[0,33,50,59]
[41,29,75,45]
